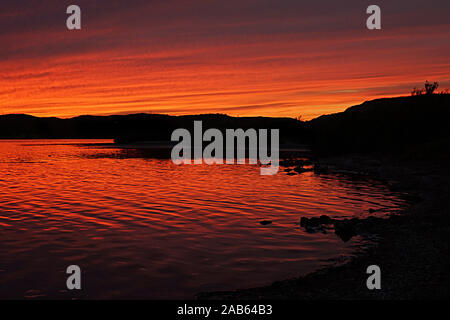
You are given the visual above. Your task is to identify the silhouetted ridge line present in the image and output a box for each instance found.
[0,113,306,144]
[309,94,450,160]
[1,94,449,161]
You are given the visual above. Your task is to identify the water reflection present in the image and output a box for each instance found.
[0,140,407,299]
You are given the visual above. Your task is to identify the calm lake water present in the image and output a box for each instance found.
[0,140,406,299]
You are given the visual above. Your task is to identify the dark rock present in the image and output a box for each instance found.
[333,219,358,242]
[300,215,387,240]
[319,215,333,224]
[305,225,326,234]
[280,159,313,168]
[299,217,308,227]
[299,215,335,234]
[260,220,272,225]
[294,166,313,174]
[300,217,319,228]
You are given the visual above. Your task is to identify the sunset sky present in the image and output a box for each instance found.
[1,0,449,119]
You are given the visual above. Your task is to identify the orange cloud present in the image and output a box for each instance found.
[1,1,449,119]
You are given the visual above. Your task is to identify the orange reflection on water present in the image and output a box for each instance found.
[0,140,406,298]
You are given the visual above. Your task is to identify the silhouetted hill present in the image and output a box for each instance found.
[113,114,307,144]
[2,95,449,160]
[0,113,306,144]
[309,94,450,160]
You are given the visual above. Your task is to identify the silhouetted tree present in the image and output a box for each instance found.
[411,87,424,96]
[424,81,439,95]
[411,81,439,96]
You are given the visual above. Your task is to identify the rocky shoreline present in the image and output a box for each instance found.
[197,155,450,299]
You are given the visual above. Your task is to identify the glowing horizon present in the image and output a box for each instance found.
[1,0,449,120]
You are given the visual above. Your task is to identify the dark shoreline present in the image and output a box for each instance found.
[197,155,450,299]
